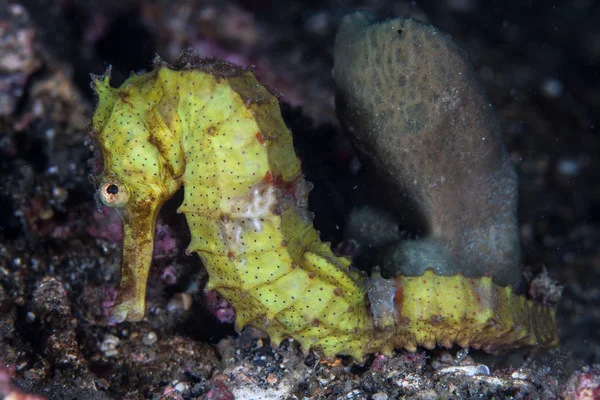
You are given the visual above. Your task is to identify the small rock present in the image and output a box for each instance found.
[167,292,193,313]
[371,392,389,400]
[32,277,83,368]
[173,381,189,393]
[25,312,36,323]
[142,331,158,346]
[511,369,529,380]
[100,334,120,358]
[437,364,490,376]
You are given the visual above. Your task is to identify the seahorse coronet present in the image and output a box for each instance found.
[90,50,558,360]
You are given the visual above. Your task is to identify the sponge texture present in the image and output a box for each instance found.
[334,12,521,287]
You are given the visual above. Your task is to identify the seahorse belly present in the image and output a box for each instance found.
[173,67,377,358]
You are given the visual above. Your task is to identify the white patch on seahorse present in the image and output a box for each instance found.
[367,269,399,330]
[220,182,278,253]
[220,221,245,253]
[227,182,277,230]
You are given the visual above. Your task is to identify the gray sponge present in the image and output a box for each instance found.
[334,12,521,287]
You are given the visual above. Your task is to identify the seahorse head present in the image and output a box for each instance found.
[90,63,183,322]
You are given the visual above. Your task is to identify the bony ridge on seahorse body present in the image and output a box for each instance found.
[90,50,558,361]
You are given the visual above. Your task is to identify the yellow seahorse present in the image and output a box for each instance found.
[90,52,557,361]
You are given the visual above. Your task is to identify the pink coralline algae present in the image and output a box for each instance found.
[205,379,235,400]
[203,290,236,324]
[153,223,179,258]
[160,265,179,285]
[0,363,46,400]
[563,365,600,400]
[87,207,178,258]
[87,206,123,242]
[100,286,118,321]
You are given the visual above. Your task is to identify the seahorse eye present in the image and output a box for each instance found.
[99,180,129,207]
[106,184,119,195]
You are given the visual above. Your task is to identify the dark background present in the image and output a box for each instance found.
[1,0,598,398]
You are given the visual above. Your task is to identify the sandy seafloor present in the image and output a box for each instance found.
[0,0,599,399]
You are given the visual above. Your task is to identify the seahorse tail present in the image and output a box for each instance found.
[389,270,558,354]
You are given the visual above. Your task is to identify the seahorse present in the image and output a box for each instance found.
[90,51,558,361]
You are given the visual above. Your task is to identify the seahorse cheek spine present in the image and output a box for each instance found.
[90,55,558,361]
